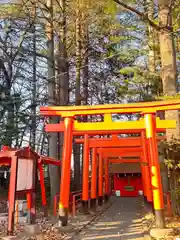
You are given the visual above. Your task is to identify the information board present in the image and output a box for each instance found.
[16,158,36,191]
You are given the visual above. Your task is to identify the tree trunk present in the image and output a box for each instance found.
[31,4,37,151]
[75,0,81,106]
[4,24,14,147]
[158,0,179,215]
[46,0,60,204]
[146,0,169,201]
[147,0,155,73]
[147,0,163,98]
[73,0,81,191]
[158,0,179,138]
[56,0,69,160]
[57,0,69,107]
[81,19,89,106]
[5,89,14,147]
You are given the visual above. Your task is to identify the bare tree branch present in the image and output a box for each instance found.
[113,0,161,31]
[0,58,10,84]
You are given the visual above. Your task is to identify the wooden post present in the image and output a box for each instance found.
[58,117,74,226]
[82,134,89,213]
[90,148,97,209]
[140,160,146,198]
[144,113,165,228]
[98,152,103,205]
[141,131,153,203]
[104,158,109,202]
[72,195,76,217]
[53,194,59,216]
[27,192,32,224]
[7,156,18,235]
[31,192,36,224]
[15,200,19,224]
[38,161,47,217]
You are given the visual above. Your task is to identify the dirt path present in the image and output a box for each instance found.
[75,197,145,240]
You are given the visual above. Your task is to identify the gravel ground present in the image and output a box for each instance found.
[74,197,145,240]
[0,214,70,239]
[2,197,179,240]
[0,200,8,214]
[0,200,111,240]
[142,205,180,240]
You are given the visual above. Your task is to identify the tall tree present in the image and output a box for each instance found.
[55,0,69,160]
[46,0,59,204]
[158,0,180,216]
[147,0,155,73]
[30,2,37,151]
[75,0,81,107]
[158,0,179,137]
[73,0,82,191]
[81,9,89,106]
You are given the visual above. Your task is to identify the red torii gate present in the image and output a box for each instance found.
[75,134,165,145]
[95,133,165,204]
[100,150,148,202]
[74,135,143,210]
[97,148,142,156]
[45,117,172,135]
[90,147,143,208]
[75,133,166,206]
[40,99,180,228]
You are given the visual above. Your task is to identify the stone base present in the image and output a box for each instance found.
[143,234,151,240]
[81,201,89,214]
[104,195,109,203]
[155,209,165,228]
[42,206,48,218]
[47,216,58,225]
[90,199,96,210]
[24,224,40,235]
[36,233,44,240]
[52,225,74,233]
[150,228,173,239]
[98,196,103,206]
[58,207,68,226]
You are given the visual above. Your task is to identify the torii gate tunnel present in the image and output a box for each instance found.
[40,99,180,229]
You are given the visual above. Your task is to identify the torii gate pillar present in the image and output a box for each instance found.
[142,132,153,203]
[90,148,97,210]
[144,113,165,228]
[58,117,74,226]
[82,134,90,213]
[98,152,104,206]
[104,158,109,202]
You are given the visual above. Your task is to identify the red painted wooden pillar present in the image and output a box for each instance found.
[144,113,165,228]
[7,156,18,235]
[142,131,153,203]
[26,192,31,219]
[26,192,36,224]
[38,161,47,216]
[82,134,89,213]
[90,148,97,209]
[58,117,74,226]
[104,158,109,202]
[98,152,103,205]
[27,192,36,224]
[140,159,146,196]
[109,174,112,195]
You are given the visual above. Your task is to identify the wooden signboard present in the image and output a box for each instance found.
[16,158,36,192]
